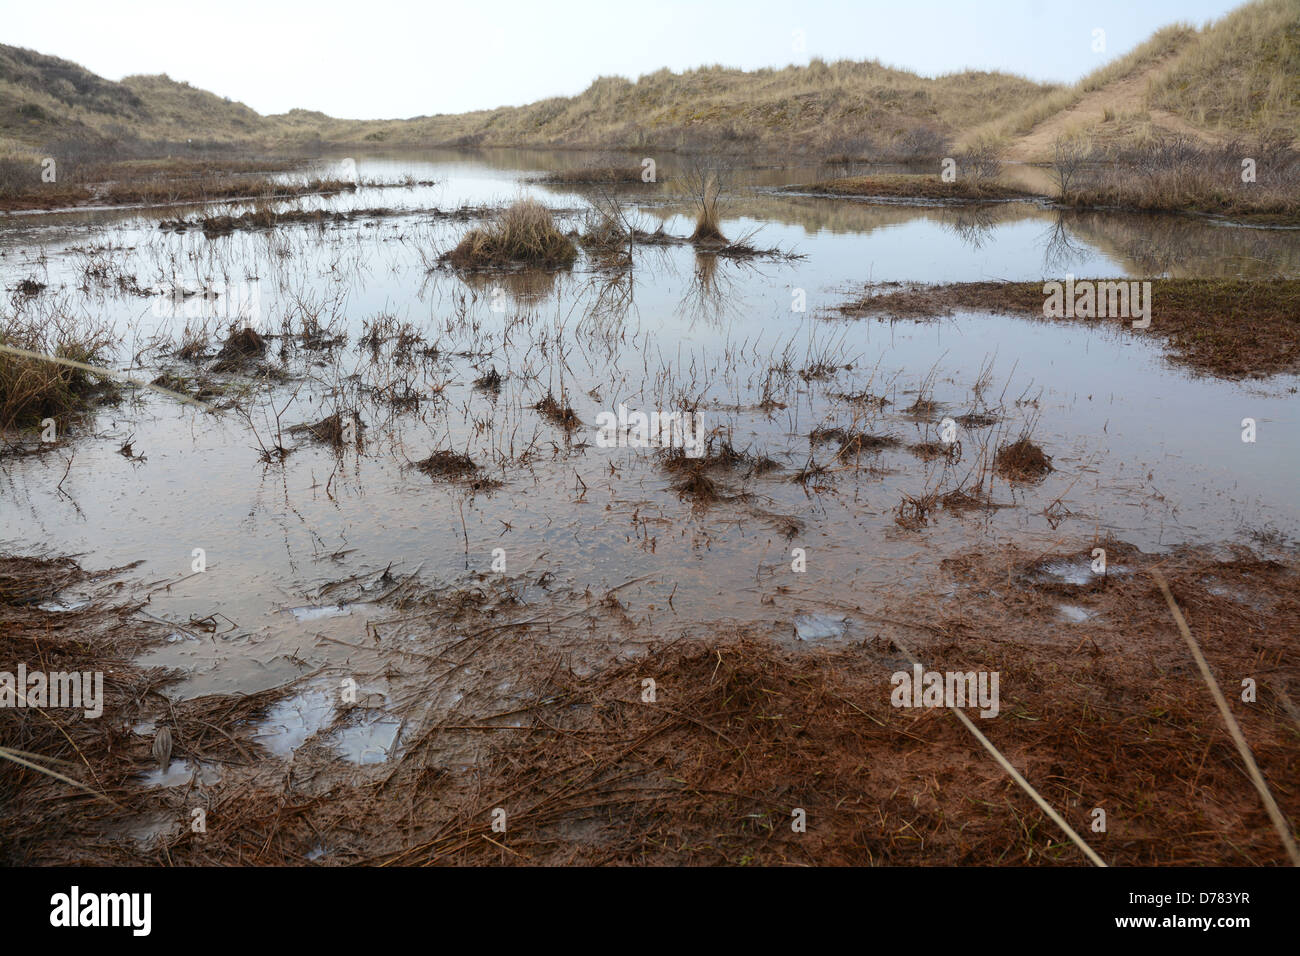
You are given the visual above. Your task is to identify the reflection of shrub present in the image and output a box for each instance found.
[1056,135,1300,221]
[444,200,577,268]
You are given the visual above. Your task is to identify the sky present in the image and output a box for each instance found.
[3,0,1250,120]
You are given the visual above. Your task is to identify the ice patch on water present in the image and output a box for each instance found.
[1057,604,1095,623]
[256,688,335,757]
[137,758,220,788]
[284,604,352,621]
[1037,559,1130,586]
[37,599,89,612]
[332,715,402,764]
[794,613,849,640]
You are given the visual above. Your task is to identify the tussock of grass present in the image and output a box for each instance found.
[0,314,117,433]
[211,326,266,371]
[444,200,577,269]
[994,437,1053,481]
[414,450,502,490]
[533,391,581,430]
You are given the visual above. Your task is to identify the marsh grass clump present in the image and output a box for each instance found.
[414,450,502,490]
[895,489,941,530]
[212,326,266,371]
[995,436,1053,481]
[444,200,577,269]
[534,391,581,431]
[670,465,723,503]
[12,278,46,298]
[0,315,117,433]
[810,426,898,455]
[473,367,503,393]
[289,411,362,449]
[660,437,750,476]
[909,440,958,462]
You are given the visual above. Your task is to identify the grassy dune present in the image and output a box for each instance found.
[0,1,1294,184]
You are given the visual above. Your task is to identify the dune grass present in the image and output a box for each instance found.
[0,313,118,434]
[444,200,577,269]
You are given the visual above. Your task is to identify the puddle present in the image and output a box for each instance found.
[284,604,353,621]
[1056,604,1096,623]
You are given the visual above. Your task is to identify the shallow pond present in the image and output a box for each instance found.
[2,148,1297,702]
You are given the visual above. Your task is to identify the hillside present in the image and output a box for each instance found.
[989,0,1299,160]
[0,0,1295,163]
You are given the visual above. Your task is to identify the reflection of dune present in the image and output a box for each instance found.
[1063,210,1300,278]
[638,191,1051,240]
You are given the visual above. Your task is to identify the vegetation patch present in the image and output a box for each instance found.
[443,200,577,269]
[838,278,1300,378]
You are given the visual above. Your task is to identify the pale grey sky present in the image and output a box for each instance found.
[3,0,1250,119]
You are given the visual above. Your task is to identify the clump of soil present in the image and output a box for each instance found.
[534,392,580,431]
[212,326,266,371]
[994,437,1053,481]
[289,411,362,448]
[909,440,958,462]
[810,426,899,455]
[414,450,502,490]
[474,367,503,393]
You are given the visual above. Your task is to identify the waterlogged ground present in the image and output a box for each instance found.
[2,149,1298,775]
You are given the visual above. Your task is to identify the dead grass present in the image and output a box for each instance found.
[794,174,1036,202]
[0,311,118,434]
[7,541,1300,866]
[533,391,581,431]
[211,326,266,372]
[994,436,1053,482]
[443,200,577,269]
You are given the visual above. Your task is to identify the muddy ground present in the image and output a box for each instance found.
[3,539,1297,866]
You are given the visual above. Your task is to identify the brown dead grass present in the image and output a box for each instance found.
[838,278,1300,378]
[444,200,577,270]
[794,174,1037,202]
[7,542,1300,866]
